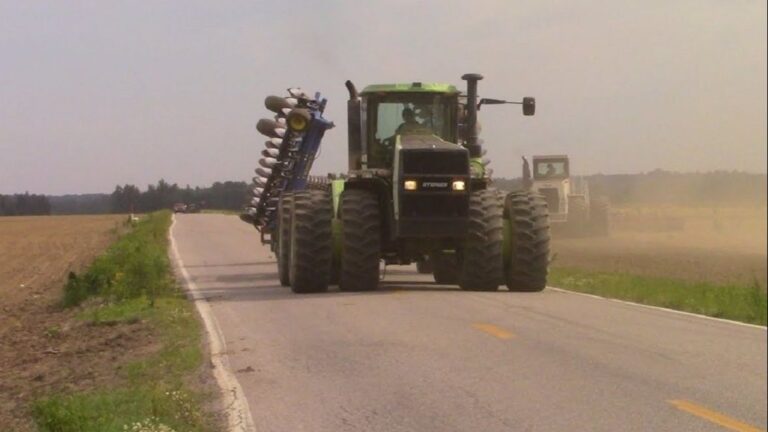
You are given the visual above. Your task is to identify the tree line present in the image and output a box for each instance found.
[3,171,765,216]
[0,193,52,216]
[2,180,251,216]
[109,179,249,213]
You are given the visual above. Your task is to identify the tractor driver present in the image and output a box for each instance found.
[371,106,431,168]
[544,163,557,177]
[396,107,422,134]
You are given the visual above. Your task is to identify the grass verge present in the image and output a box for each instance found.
[33,211,215,432]
[549,267,767,326]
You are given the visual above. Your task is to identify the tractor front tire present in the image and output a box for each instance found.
[340,189,381,292]
[459,189,504,291]
[505,191,550,292]
[289,190,333,293]
[277,193,293,287]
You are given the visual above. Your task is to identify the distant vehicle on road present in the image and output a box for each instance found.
[185,203,201,213]
[173,203,187,213]
[525,154,610,236]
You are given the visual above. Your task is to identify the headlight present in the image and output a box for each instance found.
[404,180,418,191]
[452,180,466,191]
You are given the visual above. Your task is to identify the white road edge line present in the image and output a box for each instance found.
[169,215,256,432]
[547,286,767,330]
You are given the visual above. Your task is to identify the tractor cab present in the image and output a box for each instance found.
[527,154,610,235]
[364,88,460,169]
[348,83,472,239]
[533,155,570,180]
[530,155,574,221]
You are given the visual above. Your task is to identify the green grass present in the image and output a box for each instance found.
[549,267,767,326]
[34,211,215,432]
[63,212,172,307]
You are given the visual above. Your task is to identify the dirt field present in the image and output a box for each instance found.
[0,215,160,431]
[0,215,124,308]
[551,205,767,287]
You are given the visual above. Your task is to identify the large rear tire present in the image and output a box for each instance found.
[459,189,504,291]
[277,193,293,287]
[340,189,381,292]
[505,191,550,292]
[289,190,332,293]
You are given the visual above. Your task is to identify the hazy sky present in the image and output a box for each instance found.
[1,1,765,194]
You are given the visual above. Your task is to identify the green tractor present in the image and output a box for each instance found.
[278,73,550,293]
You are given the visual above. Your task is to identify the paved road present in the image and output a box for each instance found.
[172,214,767,432]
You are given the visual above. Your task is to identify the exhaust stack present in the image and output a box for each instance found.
[345,80,363,170]
[461,73,483,158]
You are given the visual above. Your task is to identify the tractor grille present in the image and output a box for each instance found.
[399,149,469,224]
[402,151,468,175]
[539,188,559,213]
[400,194,468,219]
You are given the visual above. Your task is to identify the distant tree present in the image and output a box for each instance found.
[0,192,51,216]
[110,184,142,213]
[123,184,141,212]
[49,194,111,214]
[111,185,125,212]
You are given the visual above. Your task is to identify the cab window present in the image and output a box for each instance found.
[366,93,456,168]
[534,160,568,179]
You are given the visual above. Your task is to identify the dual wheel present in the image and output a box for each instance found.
[276,188,550,293]
[275,188,381,293]
[410,190,550,292]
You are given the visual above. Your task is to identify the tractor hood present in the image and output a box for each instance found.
[394,133,471,238]
[396,134,469,177]
[399,134,464,152]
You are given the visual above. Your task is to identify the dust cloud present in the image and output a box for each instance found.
[547,175,767,287]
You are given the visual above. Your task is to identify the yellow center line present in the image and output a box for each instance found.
[472,323,515,340]
[668,400,765,432]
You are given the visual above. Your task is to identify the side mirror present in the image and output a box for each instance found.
[523,97,535,116]
[478,98,506,108]
[477,97,536,116]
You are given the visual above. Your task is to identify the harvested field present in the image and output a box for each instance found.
[0,214,148,431]
[0,215,126,309]
[551,205,767,287]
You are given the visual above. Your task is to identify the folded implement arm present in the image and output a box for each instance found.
[241,89,334,239]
